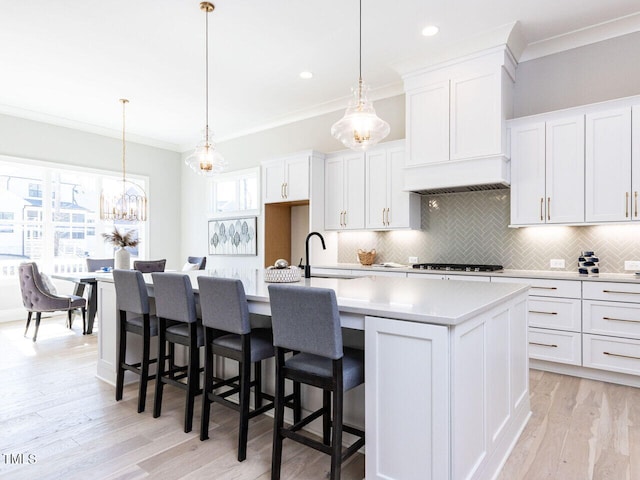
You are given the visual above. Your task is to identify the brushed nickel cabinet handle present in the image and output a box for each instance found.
[529,342,558,348]
[382,208,385,225]
[529,310,558,315]
[602,289,640,295]
[603,316,640,324]
[547,197,551,221]
[531,286,558,290]
[281,183,285,198]
[635,191,638,218]
[340,211,345,227]
[344,210,347,226]
[604,351,640,361]
[540,197,544,221]
[284,182,288,198]
[385,207,390,226]
[626,192,630,218]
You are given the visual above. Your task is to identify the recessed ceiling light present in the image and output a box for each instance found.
[299,71,313,79]
[421,25,439,37]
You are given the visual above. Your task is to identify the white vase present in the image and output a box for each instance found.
[114,247,131,270]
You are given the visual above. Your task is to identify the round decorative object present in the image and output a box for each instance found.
[274,259,289,269]
[264,266,301,283]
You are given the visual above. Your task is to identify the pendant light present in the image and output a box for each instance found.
[100,99,148,222]
[331,0,390,151]
[185,1,227,176]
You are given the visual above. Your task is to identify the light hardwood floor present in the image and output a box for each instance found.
[1,315,638,479]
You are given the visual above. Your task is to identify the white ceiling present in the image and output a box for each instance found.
[1,0,639,152]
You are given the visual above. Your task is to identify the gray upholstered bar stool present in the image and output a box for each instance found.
[268,284,365,480]
[198,276,287,462]
[113,269,160,413]
[151,272,204,433]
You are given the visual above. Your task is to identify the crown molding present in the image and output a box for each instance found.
[520,12,640,62]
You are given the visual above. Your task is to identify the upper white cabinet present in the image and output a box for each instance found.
[402,47,515,192]
[585,107,633,222]
[325,152,365,230]
[510,115,585,225]
[365,141,421,230]
[262,152,313,203]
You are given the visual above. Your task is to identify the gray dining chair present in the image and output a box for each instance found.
[86,258,114,272]
[18,262,87,341]
[268,284,365,480]
[133,259,166,273]
[187,256,207,270]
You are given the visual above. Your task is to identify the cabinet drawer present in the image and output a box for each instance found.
[583,300,640,339]
[528,298,581,332]
[492,277,581,298]
[583,334,640,376]
[528,328,581,365]
[583,281,640,303]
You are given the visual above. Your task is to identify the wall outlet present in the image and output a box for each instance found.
[624,260,640,270]
[408,256,419,264]
[550,259,565,269]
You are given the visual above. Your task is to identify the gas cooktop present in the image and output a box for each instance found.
[412,263,504,272]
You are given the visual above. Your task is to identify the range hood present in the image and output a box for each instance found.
[404,155,510,195]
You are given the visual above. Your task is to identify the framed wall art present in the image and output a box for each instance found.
[208,216,257,256]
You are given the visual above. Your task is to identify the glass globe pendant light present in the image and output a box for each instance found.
[99,99,148,222]
[331,0,390,151]
[185,1,227,176]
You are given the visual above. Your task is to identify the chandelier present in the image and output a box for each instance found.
[331,0,390,151]
[100,99,147,222]
[185,1,227,176]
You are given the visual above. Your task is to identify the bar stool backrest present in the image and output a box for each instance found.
[268,284,343,360]
[198,276,250,334]
[151,273,198,324]
[113,269,150,315]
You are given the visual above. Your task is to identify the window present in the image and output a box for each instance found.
[210,167,260,218]
[0,158,148,272]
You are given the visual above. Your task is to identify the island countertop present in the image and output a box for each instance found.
[98,269,529,326]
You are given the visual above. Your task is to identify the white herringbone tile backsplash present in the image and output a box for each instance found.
[338,190,640,273]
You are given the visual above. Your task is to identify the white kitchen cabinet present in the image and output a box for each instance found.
[491,277,582,365]
[510,115,584,225]
[365,141,420,230]
[585,107,632,222]
[262,153,311,203]
[402,47,515,192]
[324,152,365,230]
[405,80,449,167]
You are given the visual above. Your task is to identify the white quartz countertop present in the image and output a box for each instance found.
[314,263,640,283]
[98,269,528,326]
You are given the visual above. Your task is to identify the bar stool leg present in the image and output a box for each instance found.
[330,362,344,480]
[153,319,167,419]
[238,339,251,461]
[254,362,263,409]
[138,314,151,413]
[184,330,199,433]
[323,390,331,445]
[200,329,214,441]
[271,349,286,480]
[115,311,127,401]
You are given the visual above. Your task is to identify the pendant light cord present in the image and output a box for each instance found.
[359,0,362,82]
[205,7,210,143]
[121,98,128,183]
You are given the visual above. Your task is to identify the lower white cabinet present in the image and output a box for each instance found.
[528,327,581,365]
[583,334,640,376]
[365,292,530,480]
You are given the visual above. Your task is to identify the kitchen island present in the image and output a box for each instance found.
[96,269,530,480]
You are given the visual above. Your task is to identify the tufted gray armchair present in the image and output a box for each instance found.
[18,262,87,342]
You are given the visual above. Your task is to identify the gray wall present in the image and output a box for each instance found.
[514,31,640,118]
